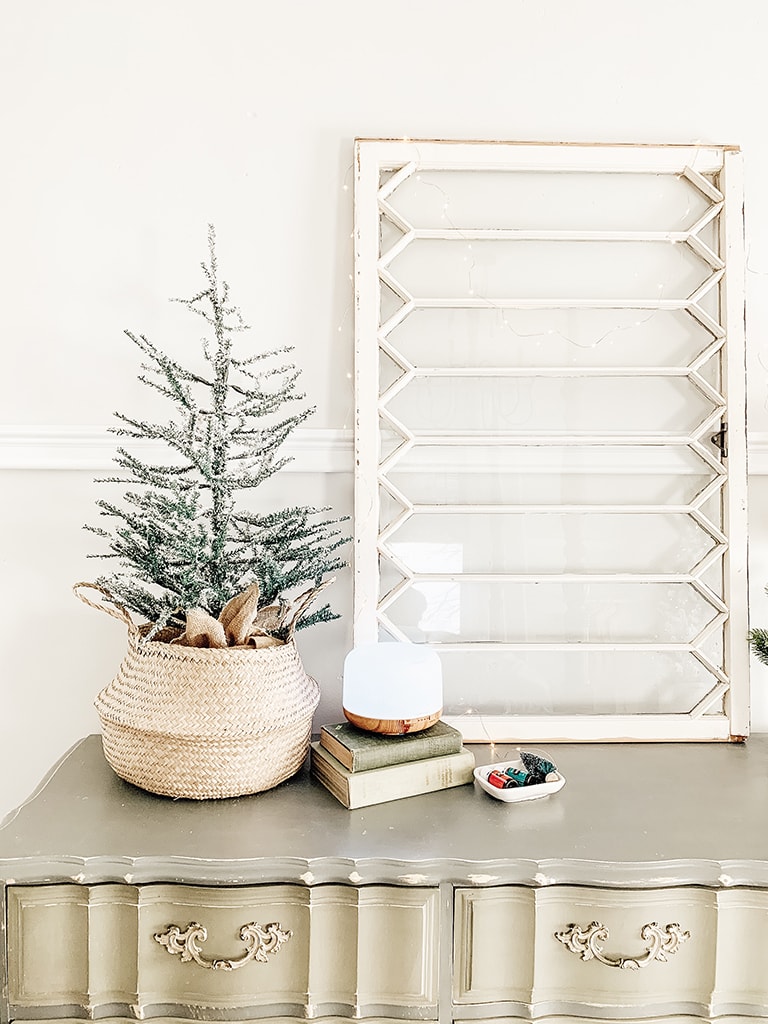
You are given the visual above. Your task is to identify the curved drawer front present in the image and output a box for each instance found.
[714,888,768,1012]
[453,886,535,1006]
[7,882,439,1019]
[454,885,718,1016]
[139,883,310,1012]
[456,1017,768,1024]
[6,884,136,1011]
[534,885,716,1014]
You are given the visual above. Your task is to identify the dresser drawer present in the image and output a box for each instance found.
[453,885,535,1006]
[7,882,439,1019]
[454,885,718,1016]
[535,885,716,1013]
[714,888,768,1010]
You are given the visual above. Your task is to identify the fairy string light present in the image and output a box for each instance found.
[409,169,672,352]
[347,141,733,741]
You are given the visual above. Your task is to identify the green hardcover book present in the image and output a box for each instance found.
[310,741,475,809]
[319,720,464,772]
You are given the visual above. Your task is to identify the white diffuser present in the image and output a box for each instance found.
[342,644,443,735]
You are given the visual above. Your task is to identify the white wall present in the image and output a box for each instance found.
[3,0,768,815]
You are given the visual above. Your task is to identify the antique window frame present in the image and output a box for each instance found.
[353,139,748,742]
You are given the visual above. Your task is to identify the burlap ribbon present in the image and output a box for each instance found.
[74,578,334,648]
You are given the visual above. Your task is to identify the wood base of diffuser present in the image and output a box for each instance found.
[343,708,442,736]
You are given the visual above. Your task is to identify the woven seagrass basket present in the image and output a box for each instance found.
[75,584,320,799]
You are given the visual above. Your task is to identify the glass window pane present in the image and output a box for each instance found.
[438,650,722,716]
[386,308,718,370]
[385,376,718,435]
[389,239,710,302]
[383,512,718,575]
[385,169,712,232]
[386,445,719,507]
[382,581,718,644]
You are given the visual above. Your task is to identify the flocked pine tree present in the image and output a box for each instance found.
[86,226,348,643]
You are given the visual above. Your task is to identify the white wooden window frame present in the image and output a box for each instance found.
[353,139,749,742]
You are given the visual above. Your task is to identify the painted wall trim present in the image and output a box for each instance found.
[0,425,355,473]
[3,425,768,475]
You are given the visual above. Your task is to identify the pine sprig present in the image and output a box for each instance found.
[749,627,768,667]
[87,226,349,632]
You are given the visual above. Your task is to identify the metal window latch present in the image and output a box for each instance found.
[711,422,728,458]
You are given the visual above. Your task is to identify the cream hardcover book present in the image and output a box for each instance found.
[310,741,475,809]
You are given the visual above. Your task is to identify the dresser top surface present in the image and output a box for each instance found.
[1,734,767,887]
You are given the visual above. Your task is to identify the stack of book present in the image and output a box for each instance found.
[310,720,475,808]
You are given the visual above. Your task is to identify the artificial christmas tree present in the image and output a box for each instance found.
[76,227,348,798]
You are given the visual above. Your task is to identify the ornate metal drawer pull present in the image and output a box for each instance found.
[555,920,690,970]
[154,920,292,971]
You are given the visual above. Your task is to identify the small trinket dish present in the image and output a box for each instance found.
[474,752,566,803]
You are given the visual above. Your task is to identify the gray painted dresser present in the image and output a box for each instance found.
[1,734,768,1022]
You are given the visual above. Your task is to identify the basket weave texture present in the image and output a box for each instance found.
[76,584,320,800]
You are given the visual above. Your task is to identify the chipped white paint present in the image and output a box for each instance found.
[467,874,499,886]
[398,873,429,885]
[348,870,363,884]
[300,871,315,884]
[534,872,554,886]
[354,138,749,743]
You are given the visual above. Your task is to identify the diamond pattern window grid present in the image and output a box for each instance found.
[354,142,747,741]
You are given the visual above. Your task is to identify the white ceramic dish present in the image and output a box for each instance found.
[474,758,566,803]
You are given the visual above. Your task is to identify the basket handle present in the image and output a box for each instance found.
[73,582,139,636]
